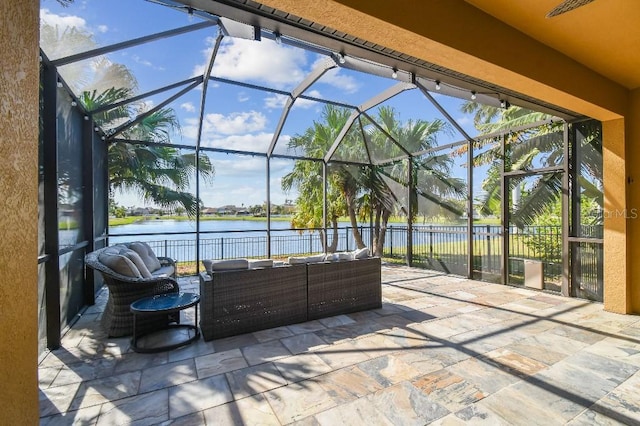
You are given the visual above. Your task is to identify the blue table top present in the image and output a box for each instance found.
[131,292,199,313]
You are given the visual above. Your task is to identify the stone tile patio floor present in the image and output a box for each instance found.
[39,264,640,425]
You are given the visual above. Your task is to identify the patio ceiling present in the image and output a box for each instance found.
[465,0,640,90]
[40,0,579,168]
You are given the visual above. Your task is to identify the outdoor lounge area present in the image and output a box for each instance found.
[4,0,640,424]
[39,265,640,424]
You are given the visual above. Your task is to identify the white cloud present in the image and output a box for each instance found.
[137,100,154,113]
[195,37,307,89]
[264,89,323,110]
[321,68,360,93]
[97,25,109,33]
[264,94,287,109]
[456,116,472,126]
[201,132,273,152]
[184,111,268,141]
[131,54,165,71]
[202,111,267,135]
[311,57,360,94]
[40,8,87,31]
[181,102,196,113]
[237,92,250,102]
[211,157,266,176]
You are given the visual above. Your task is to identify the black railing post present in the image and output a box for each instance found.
[346,226,350,251]
[429,225,434,259]
[486,224,492,272]
[220,237,224,259]
[390,226,393,257]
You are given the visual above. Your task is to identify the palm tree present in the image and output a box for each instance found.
[41,20,215,215]
[461,103,602,227]
[282,106,355,252]
[365,106,466,255]
[80,88,214,216]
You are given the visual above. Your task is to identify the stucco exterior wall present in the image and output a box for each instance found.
[603,118,628,313]
[0,0,40,423]
[627,89,640,312]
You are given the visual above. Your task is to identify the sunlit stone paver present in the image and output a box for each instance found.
[39,264,640,425]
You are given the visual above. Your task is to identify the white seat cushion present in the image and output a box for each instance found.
[151,265,175,278]
[98,252,142,278]
[288,254,326,264]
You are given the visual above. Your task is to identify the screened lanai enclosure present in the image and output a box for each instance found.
[38,0,603,352]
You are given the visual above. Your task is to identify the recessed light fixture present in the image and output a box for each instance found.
[435,80,441,90]
[471,91,477,100]
[391,68,398,79]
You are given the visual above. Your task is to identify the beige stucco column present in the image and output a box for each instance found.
[602,118,629,313]
[616,88,640,313]
[0,0,40,422]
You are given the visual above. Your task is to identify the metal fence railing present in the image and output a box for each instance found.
[108,223,603,297]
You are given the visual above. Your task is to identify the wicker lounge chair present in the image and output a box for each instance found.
[85,245,179,337]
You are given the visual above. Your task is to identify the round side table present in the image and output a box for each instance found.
[130,292,200,353]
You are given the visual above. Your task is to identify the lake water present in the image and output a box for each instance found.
[109,219,377,260]
[106,218,487,262]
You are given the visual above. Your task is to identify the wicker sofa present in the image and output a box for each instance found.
[85,243,179,337]
[198,255,381,341]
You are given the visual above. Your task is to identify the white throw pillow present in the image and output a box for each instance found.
[99,252,142,278]
[307,254,327,263]
[128,242,162,272]
[204,258,249,273]
[120,248,153,278]
[336,252,354,261]
[353,247,370,259]
[324,253,338,262]
[248,259,274,269]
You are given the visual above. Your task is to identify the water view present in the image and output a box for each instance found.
[108,218,377,261]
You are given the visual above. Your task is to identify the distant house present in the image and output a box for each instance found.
[131,207,150,216]
[201,207,218,216]
[218,205,237,215]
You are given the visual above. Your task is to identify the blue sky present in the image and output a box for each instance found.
[41,0,485,211]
